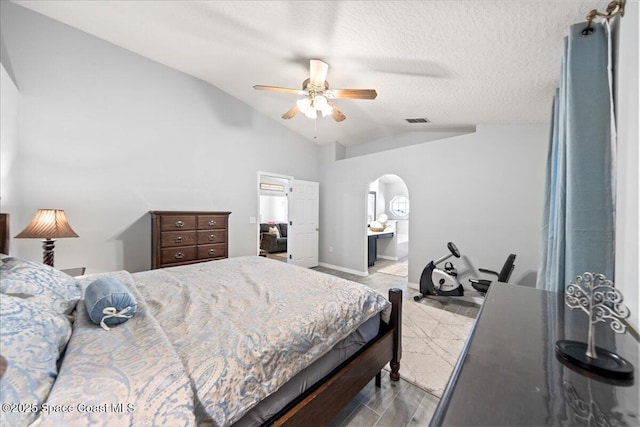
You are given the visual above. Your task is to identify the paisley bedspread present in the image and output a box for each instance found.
[33,256,390,427]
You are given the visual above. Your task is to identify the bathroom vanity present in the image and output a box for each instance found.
[367,229,394,267]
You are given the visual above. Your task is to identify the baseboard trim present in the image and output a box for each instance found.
[317,262,369,277]
[378,255,399,261]
[407,281,419,290]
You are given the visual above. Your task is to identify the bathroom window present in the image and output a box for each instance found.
[390,195,409,217]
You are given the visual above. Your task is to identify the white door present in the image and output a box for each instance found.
[288,179,319,268]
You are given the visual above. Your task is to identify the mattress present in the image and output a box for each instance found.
[25,256,391,427]
[234,313,381,426]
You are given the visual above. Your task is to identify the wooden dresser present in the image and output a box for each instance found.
[150,211,231,269]
[0,213,9,255]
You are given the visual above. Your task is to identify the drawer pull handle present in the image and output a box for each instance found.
[175,220,184,228]
[208,249,216,255]
[175,252,184,259]
[208,220,216,227]
[209,234,216,241]
[175,236,183,243]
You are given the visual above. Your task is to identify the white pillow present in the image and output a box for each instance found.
[268,226,280,238]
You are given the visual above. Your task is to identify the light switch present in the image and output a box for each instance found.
[249,216,256,224]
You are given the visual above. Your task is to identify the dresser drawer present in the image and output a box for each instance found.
[196,230,226,245]
[160,215,197,231]
[161,246,196,264]
[197,215,228,230]
[198,244,227,260]
[151,211,230,269]
[161,231,197,247]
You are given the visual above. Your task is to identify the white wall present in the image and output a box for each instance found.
[319,124,548,284]
[259,195,287,224]
[0,2,319,273]
[343,130,475,159]
[614,3,639,332]
[0,63,20,246]
[0,63,20,251]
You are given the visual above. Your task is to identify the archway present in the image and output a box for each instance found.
[366,174,409,275]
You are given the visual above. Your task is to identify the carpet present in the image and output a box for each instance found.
[377,261,408,277]
[386,300,475,398]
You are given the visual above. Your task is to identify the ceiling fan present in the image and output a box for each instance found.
[253,60,377,122]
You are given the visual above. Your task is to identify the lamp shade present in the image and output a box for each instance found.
[15,209,79,239]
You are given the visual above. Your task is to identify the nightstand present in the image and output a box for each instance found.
[61,267,86,277]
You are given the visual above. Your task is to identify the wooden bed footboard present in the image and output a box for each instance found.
[272,288,402,427]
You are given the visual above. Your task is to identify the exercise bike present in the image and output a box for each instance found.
[413,242,464,301]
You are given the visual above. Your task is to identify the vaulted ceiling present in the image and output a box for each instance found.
[14,0,603,146]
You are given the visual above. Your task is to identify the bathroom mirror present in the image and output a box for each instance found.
[368,192,376,222]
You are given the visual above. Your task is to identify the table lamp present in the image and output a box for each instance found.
[14,209,79,267]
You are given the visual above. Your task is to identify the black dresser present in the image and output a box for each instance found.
[430,282,639,427]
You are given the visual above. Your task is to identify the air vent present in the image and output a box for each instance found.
[405,118,431,123]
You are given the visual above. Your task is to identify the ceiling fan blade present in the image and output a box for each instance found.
[309,60,329,87]
[282,105,299,120]
[329,89,378,100]
[327,101,346,122]
[254,85,305,95]
[331,107,346,122]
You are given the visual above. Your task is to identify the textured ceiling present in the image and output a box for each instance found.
[14,0,603,146]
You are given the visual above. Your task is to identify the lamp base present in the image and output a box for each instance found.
[41,239,56,267]
[555,340,634,380]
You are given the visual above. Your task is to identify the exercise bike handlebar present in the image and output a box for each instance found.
[433,242,461,266]
[434,252,455,265]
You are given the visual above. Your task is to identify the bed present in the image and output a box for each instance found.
[0,253,401,427]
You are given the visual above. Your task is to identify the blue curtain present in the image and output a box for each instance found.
[537,22,615,292]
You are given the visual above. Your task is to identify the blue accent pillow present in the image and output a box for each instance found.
[84,277,137,330]
[0,257,81,315]
[0,294,73,426]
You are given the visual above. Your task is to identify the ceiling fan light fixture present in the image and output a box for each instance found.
[296,97,311,113]
[304,107,318,119]
[254,59,375,123]
[320,105,333,117]
[316,97,333,117]
[314,95,328,109]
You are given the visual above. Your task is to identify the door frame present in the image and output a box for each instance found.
[257,171,293,258]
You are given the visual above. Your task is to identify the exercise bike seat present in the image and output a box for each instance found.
[469,278,492,293]
[469,254,516,294]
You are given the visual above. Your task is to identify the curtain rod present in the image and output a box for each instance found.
[582,0,626,35]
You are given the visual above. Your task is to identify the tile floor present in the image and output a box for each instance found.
[313,258,480,427]
[327,376,438,427]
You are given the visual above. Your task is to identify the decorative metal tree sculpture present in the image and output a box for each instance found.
[566,273,629,357]
[555,272,634,379]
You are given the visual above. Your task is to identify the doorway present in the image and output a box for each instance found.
[367,175,409,276]
[258,173,290,263]
[257,172,320,268]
